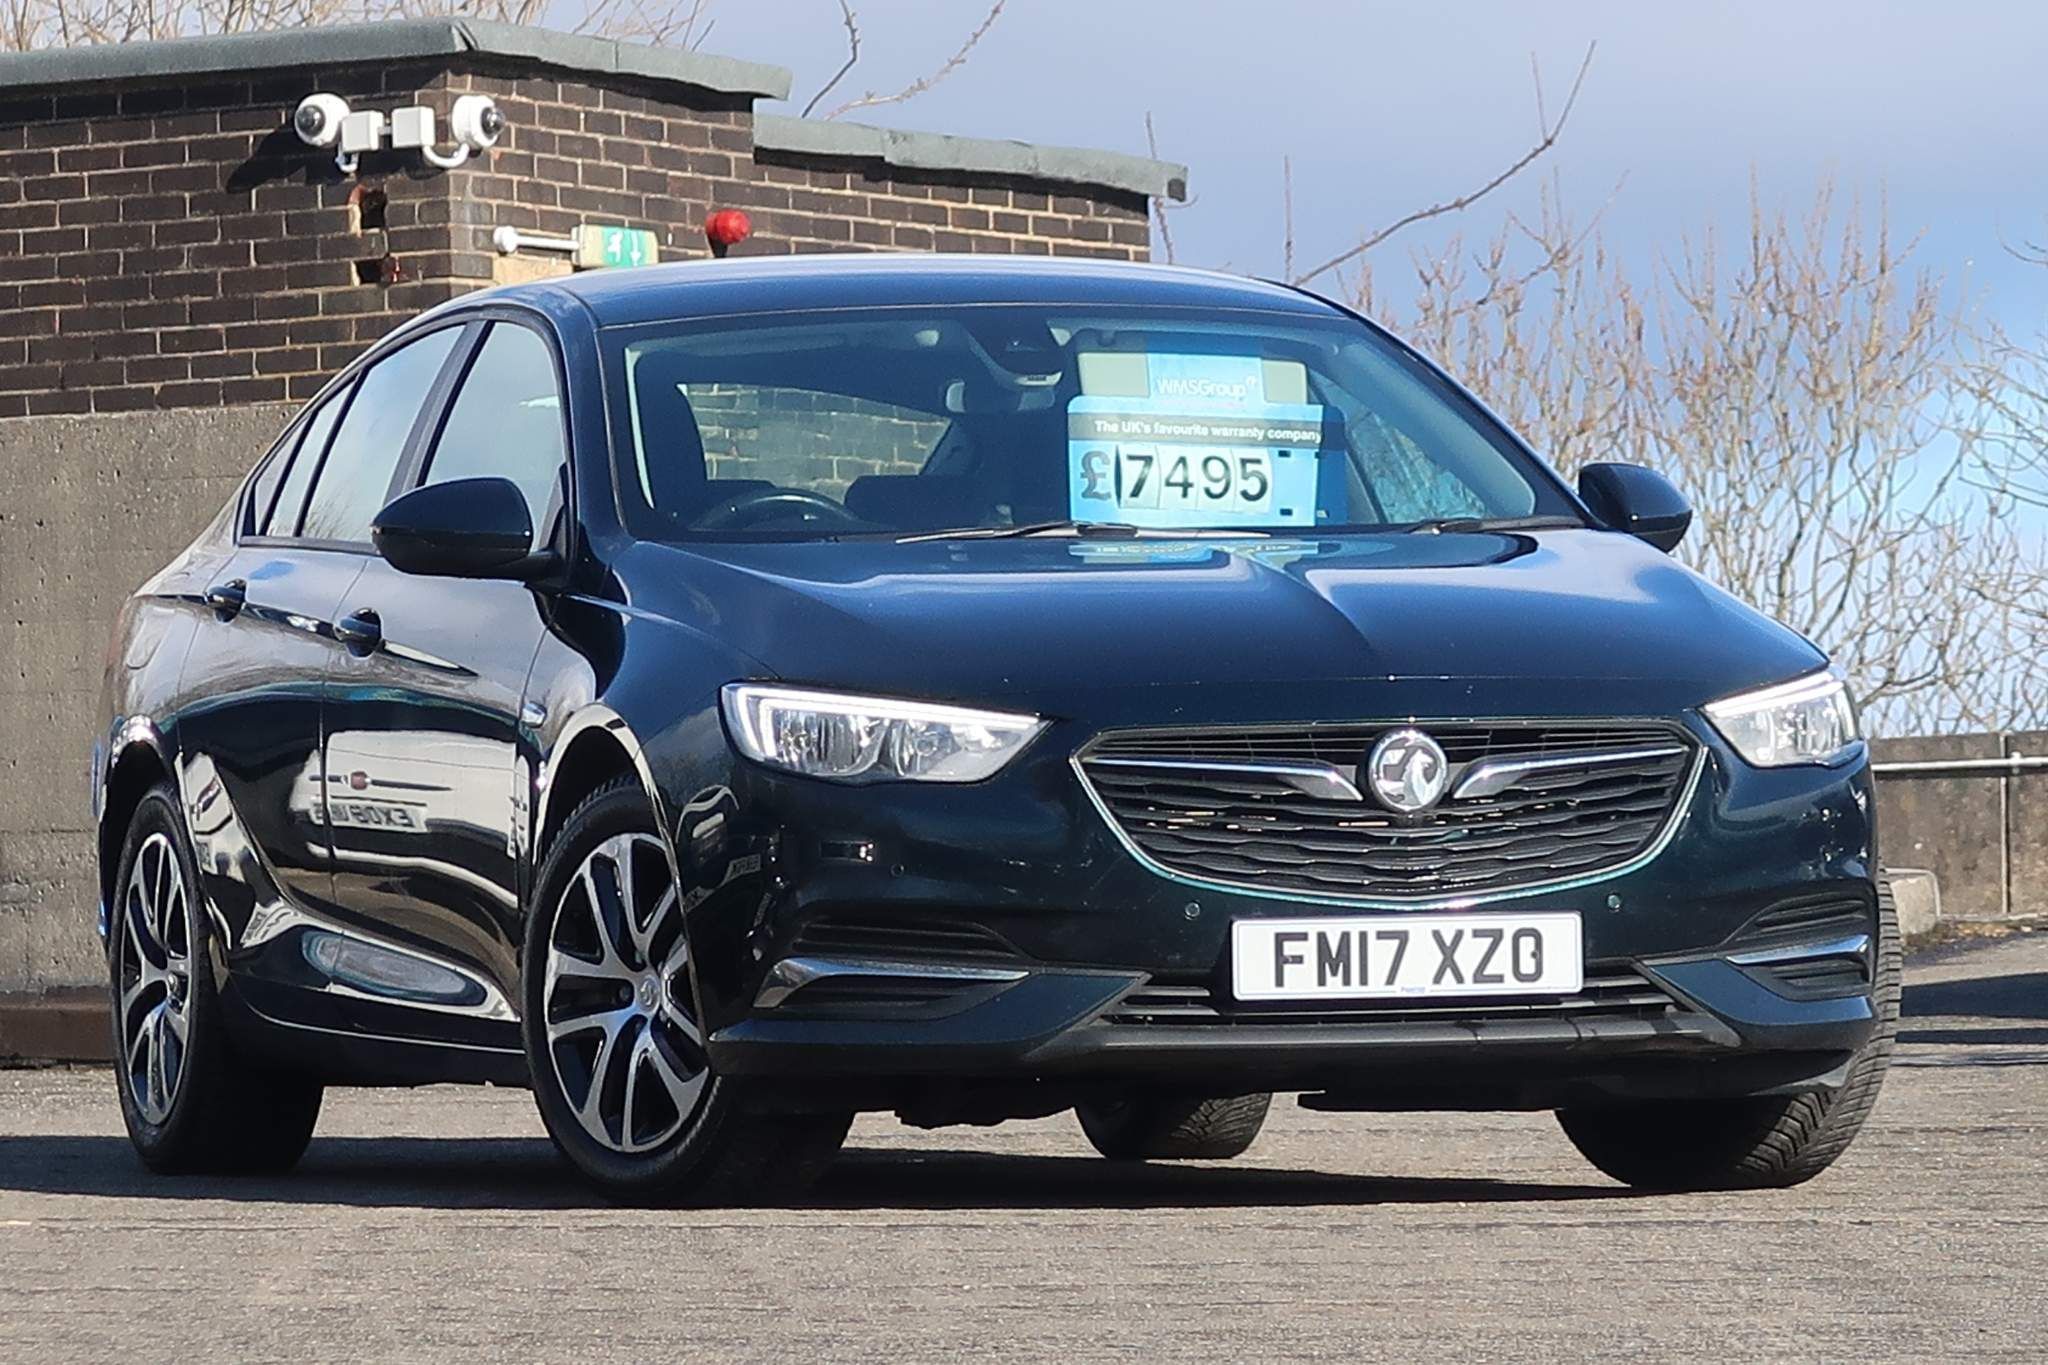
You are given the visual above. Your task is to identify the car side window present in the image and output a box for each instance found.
[243,432,293,537]
[297,327,463,545]
[259,387,349,538]
[419,322,568,544]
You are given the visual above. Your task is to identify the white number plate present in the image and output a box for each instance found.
[1231,912,1583,1001]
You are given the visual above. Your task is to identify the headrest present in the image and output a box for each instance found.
[630,373,709,512]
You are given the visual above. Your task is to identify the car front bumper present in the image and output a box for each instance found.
[675,708,1880,1110]
[706,937,1876,1110]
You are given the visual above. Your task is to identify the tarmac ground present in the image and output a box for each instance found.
[2,931,2043,1361]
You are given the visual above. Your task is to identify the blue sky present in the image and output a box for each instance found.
[703,0,2048,332]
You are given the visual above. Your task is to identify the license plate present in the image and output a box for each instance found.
[1230,912,1583,1001]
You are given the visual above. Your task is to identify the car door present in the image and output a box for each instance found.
[197,324,471,1027]
[321,317,569,1039]
[177,385,365,976]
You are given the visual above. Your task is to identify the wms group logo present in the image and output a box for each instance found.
[1153,375,1256,402]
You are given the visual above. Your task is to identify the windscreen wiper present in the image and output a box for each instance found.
[897,519,1145,543]
[1400,515,1583,535]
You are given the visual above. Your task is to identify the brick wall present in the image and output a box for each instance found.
[0,28,1171,1000]
[441,70,1151,265]
[687,384,946,495]
[0,57,1151,420]
[739,152,1151,260]
[1,64,471,418]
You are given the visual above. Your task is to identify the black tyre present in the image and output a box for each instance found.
[1076,1090,1272,1160]
[1557,879,1902,1191]
[522,775,849,1205]
[108,782,324,1174]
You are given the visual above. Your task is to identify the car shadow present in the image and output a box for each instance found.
[1902,970,2048,1022]
[1898,971,2048,1051]
[1895,1026,2048,1047]
[0,1134,1634,1212]
[814,1147,1633,1210]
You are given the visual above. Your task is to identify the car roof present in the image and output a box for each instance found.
[490,253,1342,328]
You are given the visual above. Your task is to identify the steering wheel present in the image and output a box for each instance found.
[690,487,868,531]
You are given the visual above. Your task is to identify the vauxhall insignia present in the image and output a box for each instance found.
[1364,728,1449,813]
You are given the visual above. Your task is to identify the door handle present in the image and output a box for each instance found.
[334,607,383,654]
[204,579,246,618]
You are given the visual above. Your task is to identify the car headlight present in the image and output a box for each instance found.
[721,684,1048,783]
[1703,669,1860,768]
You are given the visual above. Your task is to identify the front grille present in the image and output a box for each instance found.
[1105,966,1678,1026]
[1079,721,1697,902]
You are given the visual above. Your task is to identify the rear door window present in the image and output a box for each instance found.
[243,432,293,537]
[259,389,349,538]
[297,327,463,545]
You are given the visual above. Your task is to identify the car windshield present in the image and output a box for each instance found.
[602,304,1578,541]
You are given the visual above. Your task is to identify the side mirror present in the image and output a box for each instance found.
[371,477,551,580]
[1578,463,1692,553]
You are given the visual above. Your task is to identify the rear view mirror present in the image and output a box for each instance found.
[371,477,552,580]
[1578,463,1692,553]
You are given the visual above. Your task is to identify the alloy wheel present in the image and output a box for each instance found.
[542,832,708,1154]
[117,831,193,1126]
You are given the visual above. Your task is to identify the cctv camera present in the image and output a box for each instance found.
[449,95,505,152]
[293,92,351,149]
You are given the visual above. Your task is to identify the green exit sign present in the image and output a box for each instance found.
[574,225,659,269]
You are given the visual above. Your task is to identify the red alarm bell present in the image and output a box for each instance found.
[705,209,751,257]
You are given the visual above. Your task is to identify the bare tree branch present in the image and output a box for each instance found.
[1,0,721,50]
[1356,180,2048,735]
[799,0,858,119]
[821,0,1003,121]
[1290,41,1595,287]
[1143,111,1186,265]
[1282,154,1295,282]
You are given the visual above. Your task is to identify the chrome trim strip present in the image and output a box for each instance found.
[241,1001,524,1056]
[1451,744,1688,800]
[1728,933,1871,967]
[1070,744,1709,911]
[752,956,1029,1010]
[1085,755,1366,803]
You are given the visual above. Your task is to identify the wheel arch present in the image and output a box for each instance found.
[533,706,671,874]
[97,720,175,939]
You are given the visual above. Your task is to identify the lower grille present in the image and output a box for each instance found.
[1104,966,1678,1026]
[1756,956,1870,996]
[1735,895,1872,943]
[1729,894,1875,999]
[777,974,987,1015]
[789,913,1025,965]
[1079,720,1697,903]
